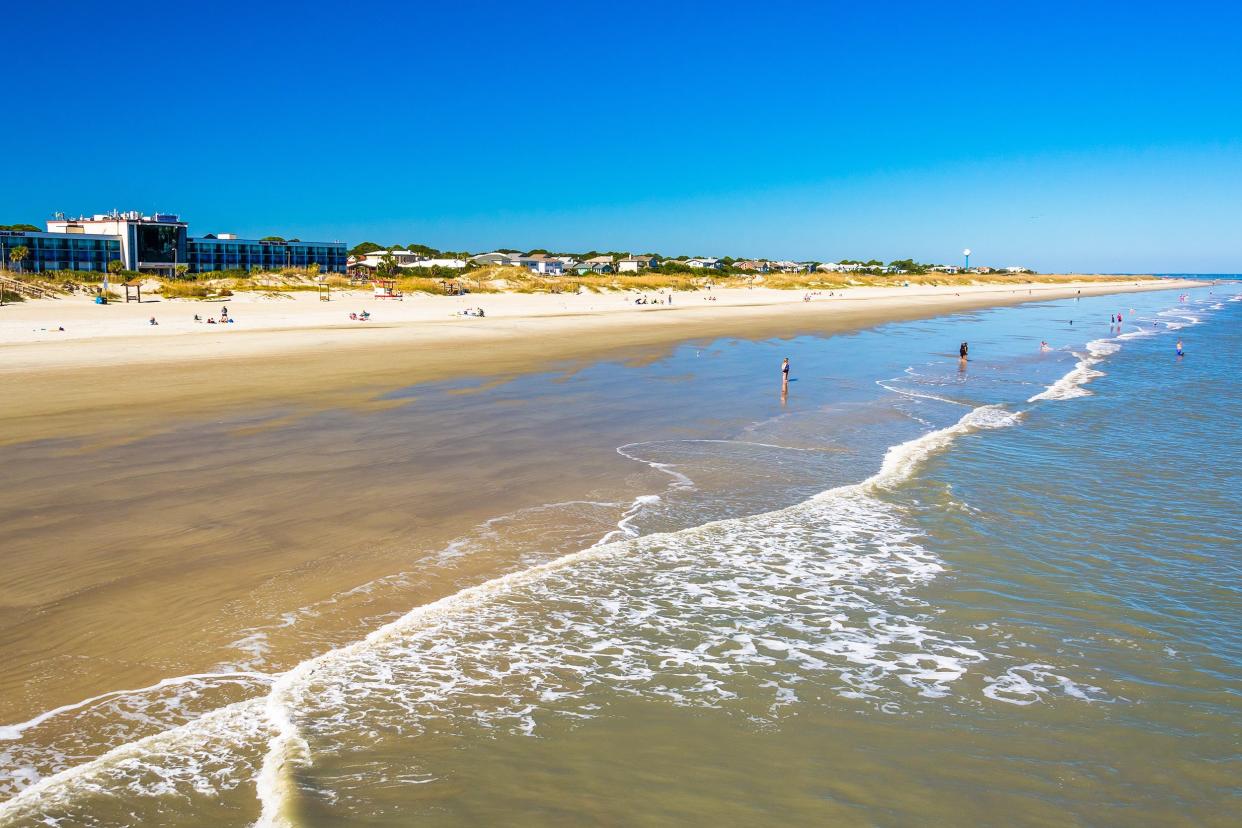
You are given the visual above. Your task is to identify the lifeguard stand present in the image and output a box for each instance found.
[372,278,403,300]
[317,276,330,301]
[124,280,143,303]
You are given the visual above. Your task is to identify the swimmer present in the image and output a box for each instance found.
[1176,339,1184,357]
[1040,341,1050,351]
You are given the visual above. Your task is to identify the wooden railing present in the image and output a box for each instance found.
[0,275,59,300]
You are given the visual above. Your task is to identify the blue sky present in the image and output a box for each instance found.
[3,0,1240,271]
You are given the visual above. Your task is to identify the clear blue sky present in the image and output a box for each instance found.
[3,0,1240,272]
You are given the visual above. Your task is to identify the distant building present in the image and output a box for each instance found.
[30,211,346,275]
[469,252,517,266]
[467,251,566,275]
[734,260,769,272]
[1003,266,1028,273]
[685,257,721,269]
[617,255,660,272]
[508,254,564,275]
[349,250,466,275]
[931,265,960,274]
[769,260,813,273]
[1,228,120,274]
[573,258,614,275]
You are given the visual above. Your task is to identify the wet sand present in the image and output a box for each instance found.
[0,279,1200,729]
[1,279,1196,447]
[0,278,1226,824]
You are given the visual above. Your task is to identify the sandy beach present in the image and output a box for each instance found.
[0,276,1234,827]
[0,277,1200,446]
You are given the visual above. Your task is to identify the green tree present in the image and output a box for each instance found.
[0,223,41,232]
[378,252,399,277]
[8,245,29,273]
[349,241,384,257]
[175,263,189,279]
[261,236,286,242]
[107,259,125,277]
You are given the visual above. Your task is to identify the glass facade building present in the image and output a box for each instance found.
[0,230,121,274]
[187,239,347,273]
[34,211,348,275]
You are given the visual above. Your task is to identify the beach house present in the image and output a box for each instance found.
[349,250,467,275]
[817,262,865,273]
[685,257,722,269]
[510,254,565,275]
[469,251,517,266]
[617,255,660,272]
[573,256,614,275]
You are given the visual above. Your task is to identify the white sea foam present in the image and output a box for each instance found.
[982,664,1113,706]
[0,672,270,744]
[1027,338,1118,402]
[1,404,1092,827]
[0,700,271,825]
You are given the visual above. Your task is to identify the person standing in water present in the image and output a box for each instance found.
[959,341,969,360]
[781,357,790,381]
[1176,339,1184,357]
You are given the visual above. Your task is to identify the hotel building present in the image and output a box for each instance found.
[1,211,346,275]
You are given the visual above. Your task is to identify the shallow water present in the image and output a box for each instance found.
[2,281,1239,826]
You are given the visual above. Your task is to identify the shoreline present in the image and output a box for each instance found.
[1,278,1204,446]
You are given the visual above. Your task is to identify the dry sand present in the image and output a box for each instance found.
[0,278,1201,446]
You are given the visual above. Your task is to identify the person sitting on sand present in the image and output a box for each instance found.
[349,312,357,320]
[149,317,158,326]
[208,317,216,324]
[194,314,202,322]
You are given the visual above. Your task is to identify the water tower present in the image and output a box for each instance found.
[963,248,971,270]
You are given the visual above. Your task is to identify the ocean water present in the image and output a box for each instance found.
[1,282,1239,826]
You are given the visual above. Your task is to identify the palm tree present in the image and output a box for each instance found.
[8,245,29,274]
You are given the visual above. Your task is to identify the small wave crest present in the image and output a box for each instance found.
[0,403,1083,826]
[1028,338,1117,402]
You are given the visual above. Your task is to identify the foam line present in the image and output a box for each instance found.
[1027,338,1118,402]
[3,402,1023,825]
[0,671,272,741]
[250,402,1021,826]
